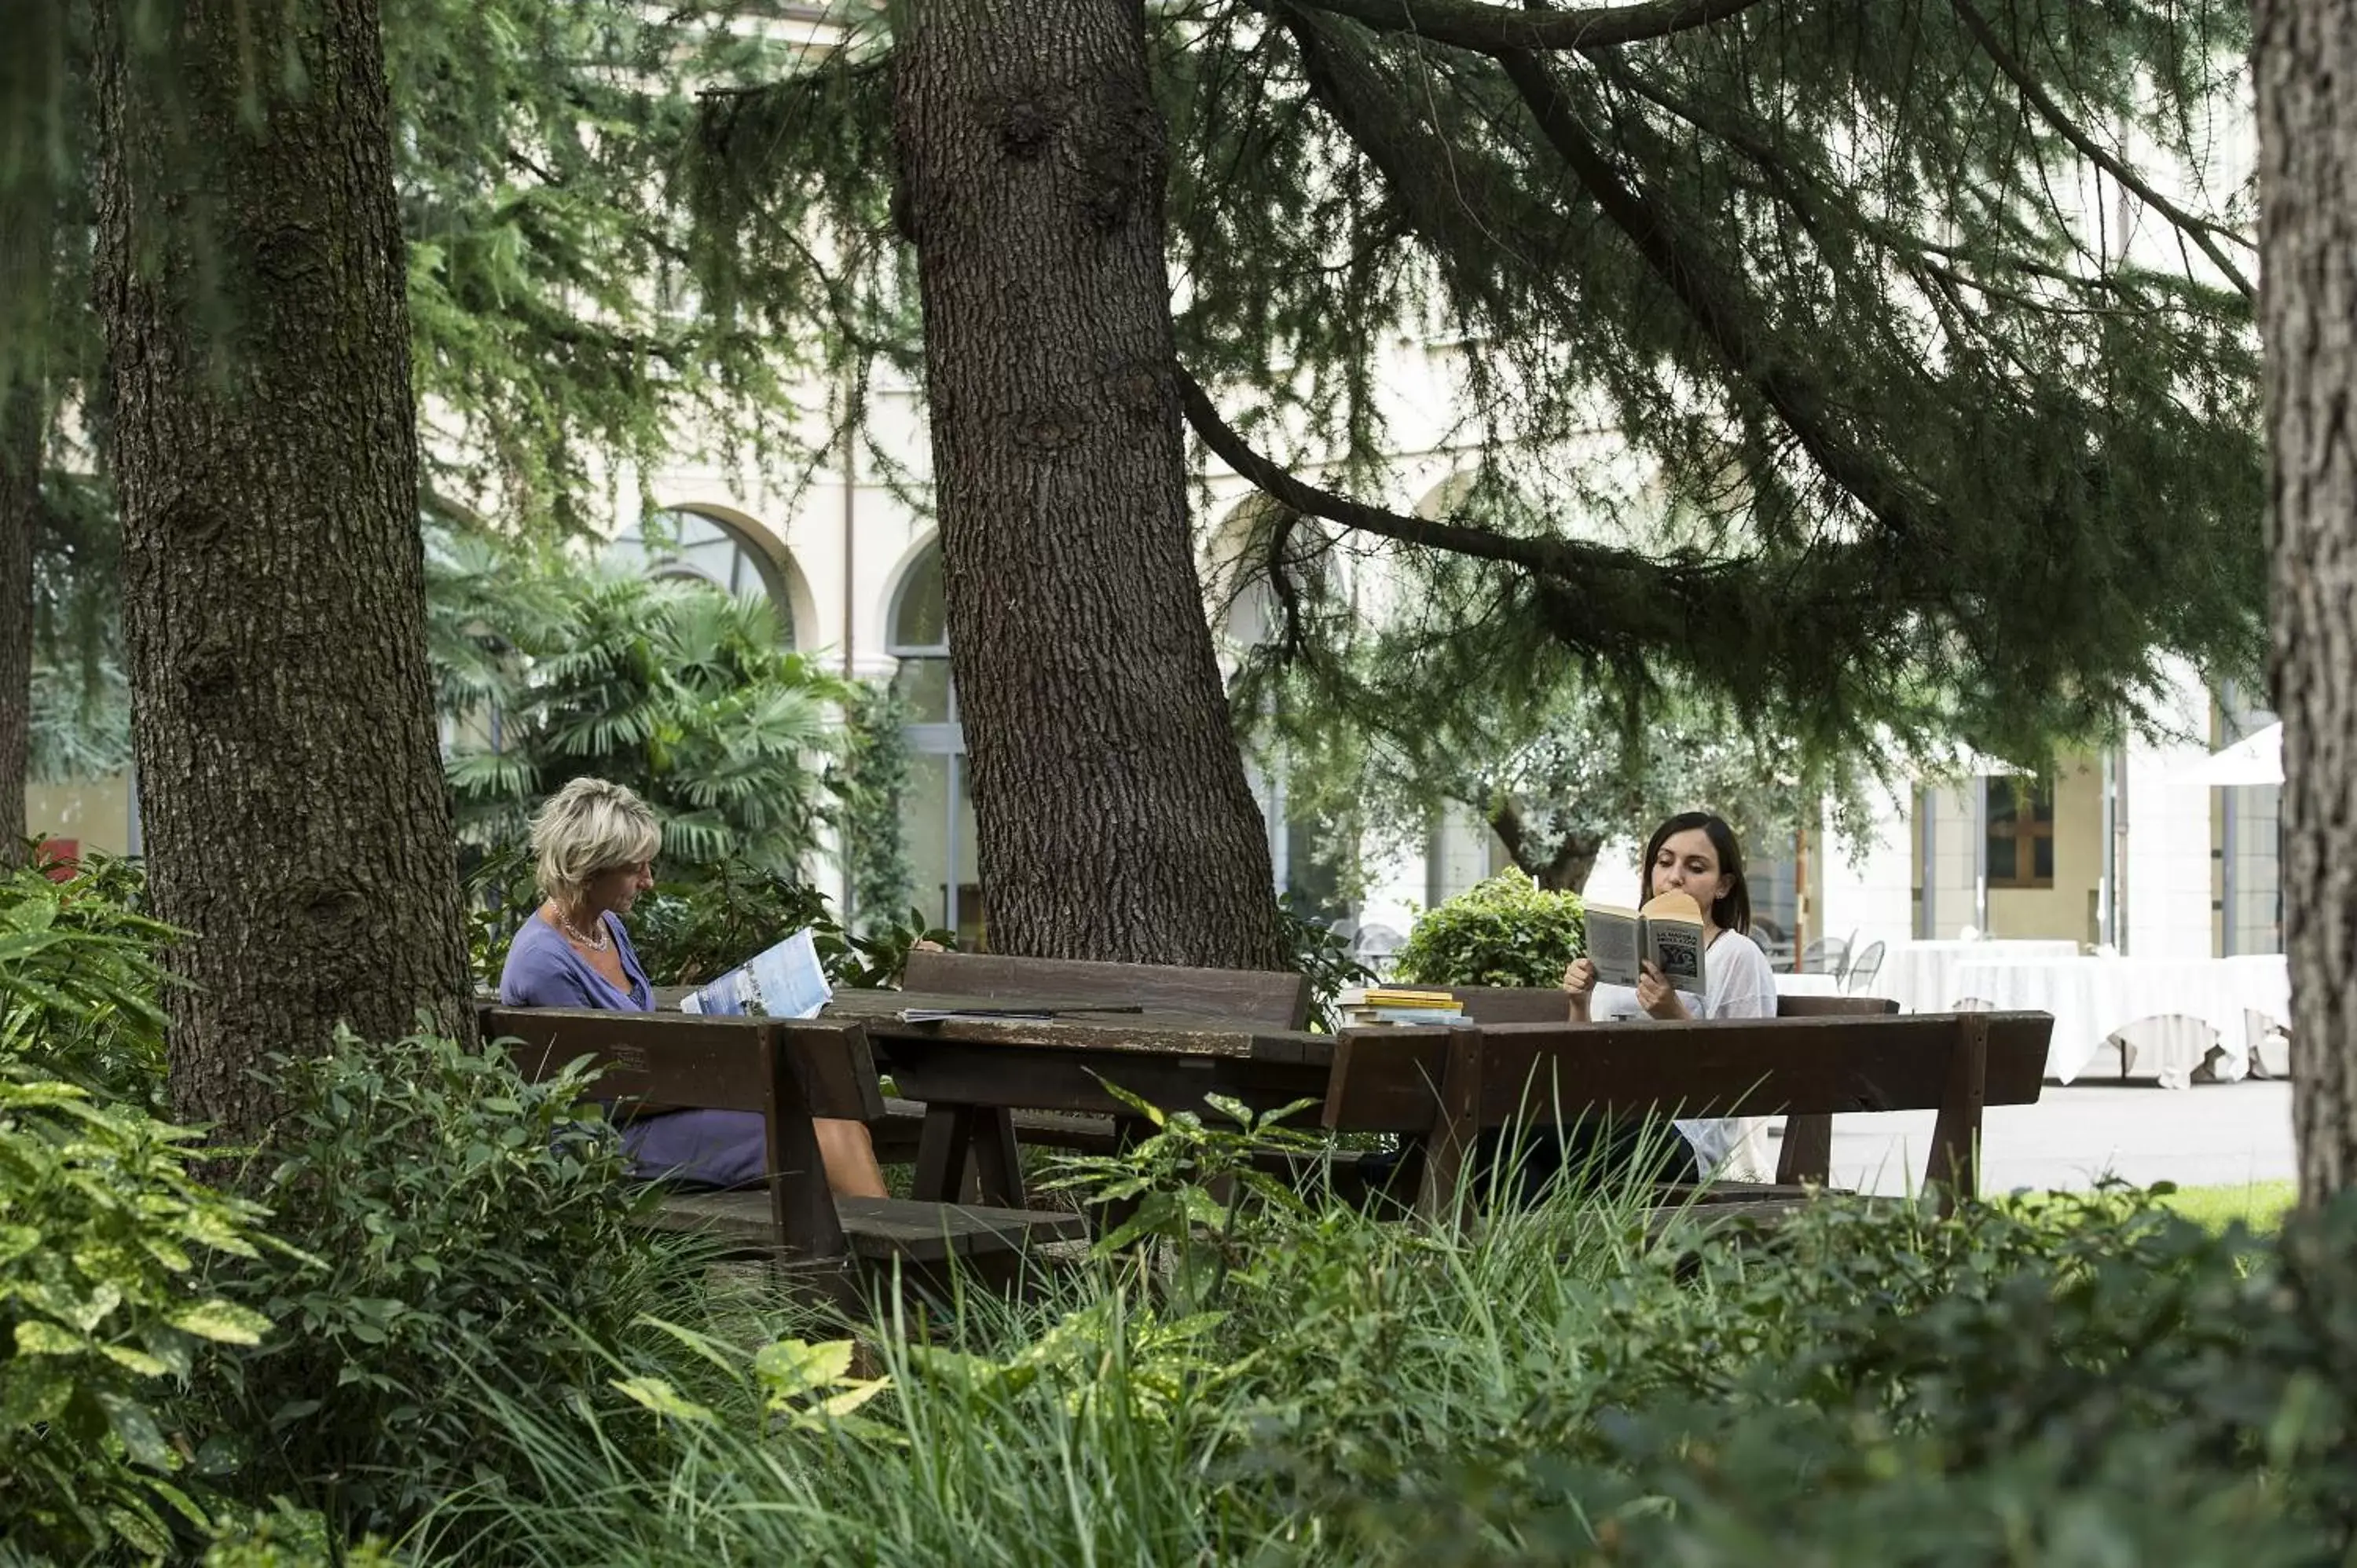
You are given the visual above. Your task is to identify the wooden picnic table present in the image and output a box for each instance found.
[820,990,1332,1206]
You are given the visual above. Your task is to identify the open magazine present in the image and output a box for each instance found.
[676,928,833,1019]
[1582,891,1707,997]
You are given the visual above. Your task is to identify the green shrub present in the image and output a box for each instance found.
[181,1027,680,1537]
[1277,893,1376,1030]
[0,1073,279,1562]
[0,850,174,1105]
[430,540,849,874]
[412,1174,2357,1567]
[1390,870,1585,988]
[200,1502,396,1567]
[627,863,951,991]
[835,677,918,936]
[1292,1189,2357,1565]
[458,838,540,992]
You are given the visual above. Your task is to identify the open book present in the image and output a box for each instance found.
[676,928,833,1019]
[1582,891,1707,997]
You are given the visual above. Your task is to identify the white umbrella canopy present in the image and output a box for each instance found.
[2176,722,2284,787]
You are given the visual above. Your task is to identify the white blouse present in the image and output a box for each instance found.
[1589,928,1780,1181]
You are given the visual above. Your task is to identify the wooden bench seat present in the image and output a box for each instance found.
[478,1004,1087,1291]
[1321,1009,2052,1225]
[1445,986,1903,1189]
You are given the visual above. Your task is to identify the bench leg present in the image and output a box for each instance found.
[1413,1028,1483,1229]
[1926,1013,1989,1218]
[1775,1113,1835,1186]
[970,1109,1025,1208]
[912,1105,973,1203]
[911,1105,1025,1207]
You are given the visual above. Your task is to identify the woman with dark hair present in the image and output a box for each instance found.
[1560,811,1778,1181]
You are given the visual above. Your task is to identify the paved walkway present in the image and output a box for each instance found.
[1809,1078,2297,1196]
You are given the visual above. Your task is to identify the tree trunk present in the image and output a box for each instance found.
[892,0,1285,968]
[1486,800,1601,893]
[94,0,471,1141]
[2256,0,2357,1206]
[0,189,47,866]
[0,370,33,868]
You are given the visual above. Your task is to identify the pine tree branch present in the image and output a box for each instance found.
[1285,0,1768,52]
[1280,8,1555,315]
[1175,365,1863,674]
[1945,0,2254,300]
[1496,49,1931,543]
[1181,368,1645,584]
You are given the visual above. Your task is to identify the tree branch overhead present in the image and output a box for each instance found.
[1287,0,1770,53]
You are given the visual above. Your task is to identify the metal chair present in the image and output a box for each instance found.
[1800,935,1852,980]
[1843,940,1886,994]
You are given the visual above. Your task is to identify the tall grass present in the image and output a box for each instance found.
[409,1143,1820,1566]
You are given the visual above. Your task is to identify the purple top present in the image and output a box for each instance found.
[498,913,767,1190]
[499,911,654,1013]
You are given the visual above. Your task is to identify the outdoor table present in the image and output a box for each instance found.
[1773,973,1846,998]
[1879,940,2081,1014]
[1950,954,2290,1084]
[823,990,1332,1204]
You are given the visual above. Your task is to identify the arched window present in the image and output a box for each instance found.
[887,540,985,947]
[887,542,951,721]
[609,507,800,645]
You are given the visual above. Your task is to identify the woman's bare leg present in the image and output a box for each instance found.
[814,1117,889,1198]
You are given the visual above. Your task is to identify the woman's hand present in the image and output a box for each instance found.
[1561,956,1596,1020]
[1636,961,1692,1020]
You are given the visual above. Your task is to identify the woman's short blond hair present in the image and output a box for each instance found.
[529,777,662,901]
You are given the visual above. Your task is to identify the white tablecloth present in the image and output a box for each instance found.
[1774,973,1846,998]
[1876,940,2083,1013]
[1952,954,2292,1085]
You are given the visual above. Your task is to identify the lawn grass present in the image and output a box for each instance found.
[2154,1179,2298,1232]
[1998,1179,2298,1233]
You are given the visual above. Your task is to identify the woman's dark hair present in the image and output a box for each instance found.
[1640,811,1752,935]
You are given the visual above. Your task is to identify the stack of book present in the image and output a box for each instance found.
[1339,987,1467,1028]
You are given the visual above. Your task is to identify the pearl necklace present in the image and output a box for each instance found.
[555,907,611,953]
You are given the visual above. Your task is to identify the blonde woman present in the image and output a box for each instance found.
[498,776,885,1196]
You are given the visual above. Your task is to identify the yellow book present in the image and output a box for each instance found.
[1364,987,1458,1008]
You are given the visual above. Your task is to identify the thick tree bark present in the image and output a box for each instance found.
[893,0,1285,967]
[0,192,46,865]
[94,0,471,1139]
[2256,0,2357,1205]
[0,376,33,866]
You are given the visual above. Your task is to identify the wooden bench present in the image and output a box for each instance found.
[1321,1009,2051,1225]
[1767,993,1900,1184]
[478,1004,1087,1293]
[874,951,1316,1178]
[1447,986,1900,1185]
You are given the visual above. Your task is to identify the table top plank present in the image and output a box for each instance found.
[823,988,1327,1061]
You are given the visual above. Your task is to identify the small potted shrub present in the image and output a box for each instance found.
[1390,871,1585,989]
